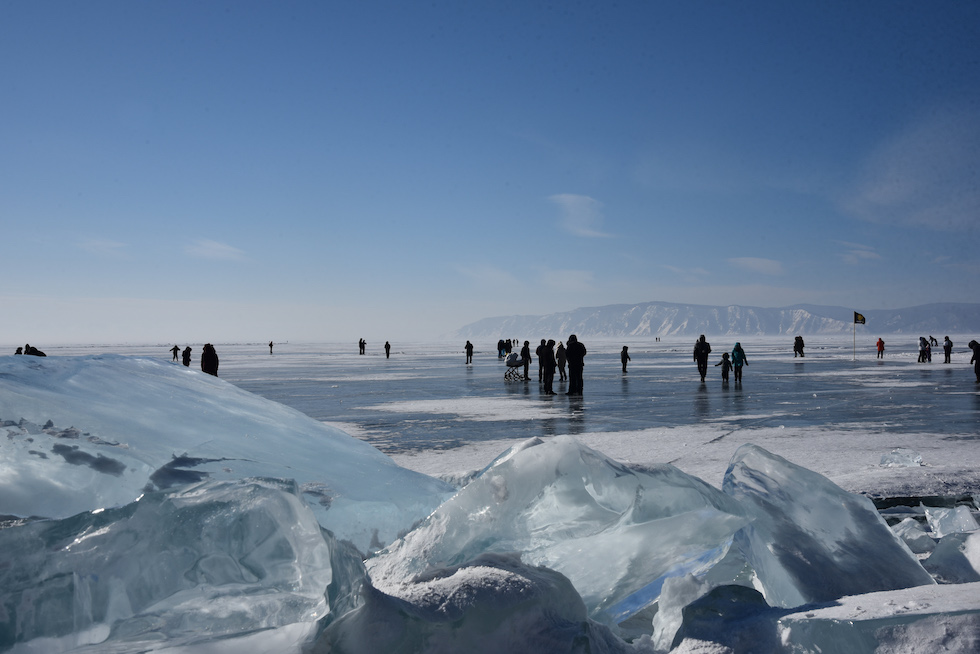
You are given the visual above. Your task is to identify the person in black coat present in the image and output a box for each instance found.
[200,343,219,376]
[970,340,980,383]
[521,340,532,381]
[182,346,192,367]
[565,334,587,395]
[542,339,557,394]
[693,335,711,382]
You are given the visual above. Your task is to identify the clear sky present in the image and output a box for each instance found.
[3,1,979,344]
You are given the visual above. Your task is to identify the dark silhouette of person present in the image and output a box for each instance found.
[497,339,505,358]
[465,340,474,364]
[715,352,733,382]
[970,340,980,382]
[182,346,192,367]
[358,339,366,355]
[521,340,532,381]
[505,339,513,355]
[14,347,23,355]
[23,344,46,357]
[944,336,953,364]
[877,338,885,359]
[794,336,805,358]
[384,341,391,358]
[565,334,586,395]
[171,345,180,361]
[556,342,567,381]
[693,335,711,382]
[542,339,557,394]
[200,343,219,376]
[620,346,631,373]
[929,335,938,346]
[731,342,748,383]
[269,341,274,354]
[536,339,546,381]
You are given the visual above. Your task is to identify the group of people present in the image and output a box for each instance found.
[495,335,587,395]
[693,335,749,384]
[915,335,955,364]
[14,344,46,356]
[169,344,219,376]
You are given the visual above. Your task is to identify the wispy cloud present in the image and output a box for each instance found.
[184,239,246,261]
[455,264,520,287]
[77,238,128,257]
[549,194,614,238]
[539,268,596,293]
[728,257,784,275]
[843,105,980,231]
[661,264,710,284]
[837,241,881,265]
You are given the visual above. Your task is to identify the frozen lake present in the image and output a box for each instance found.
[33,336,980,462]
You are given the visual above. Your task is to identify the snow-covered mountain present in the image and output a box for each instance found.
[455,301,980,339]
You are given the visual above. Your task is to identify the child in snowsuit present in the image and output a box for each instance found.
[715,352,733,382]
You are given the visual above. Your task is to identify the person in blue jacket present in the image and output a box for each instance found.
[731,342,748,383]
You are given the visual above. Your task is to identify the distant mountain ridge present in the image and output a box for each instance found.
[455,301,980,339]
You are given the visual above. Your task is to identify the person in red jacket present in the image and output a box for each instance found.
[876,338,885,359]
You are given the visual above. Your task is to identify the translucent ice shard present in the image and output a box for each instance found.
[723,443,935,608]
[366,436,748,624]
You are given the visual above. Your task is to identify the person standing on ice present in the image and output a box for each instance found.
[794,335,805,357]
[944,336,953,363]
[876,338,885,359]
[565,334,586,395]
[731,342,748,383]
[521,340,532,381]
[620,346,631,373]
[556,341,567,381]
[269,341,274,354]
[715,351,733,383]
[170,345,180,361]
[693,335,711,382]
[200,343,219,376]
[181,346,192,367]
[384,341,391,358]
[536,339,547,382]
[542,339,557,395]
[970,340,980,382]
[464,340,474,364]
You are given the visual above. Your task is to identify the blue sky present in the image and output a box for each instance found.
[3,1,979,344]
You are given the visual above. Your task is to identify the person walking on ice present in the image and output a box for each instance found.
[621,346,631,373]
[715,352,733,383]
[944,336,953,363]
[694,335,711,382]
[731,342,748,383]
[170,345,180,361]
[465,340,474,364]
[876,338,885,359]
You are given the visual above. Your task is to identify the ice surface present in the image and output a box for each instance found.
[924,504,979,538]
[880,447,923,467]
[778,582,980,653]
[0,355,454,552]
[2,344,979,653]
[892,517,937,554]
[0,478,363,652]
[723,443,935,608]
[366,436,748,625]
[924,532,980,583]
[313,553,632,654]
